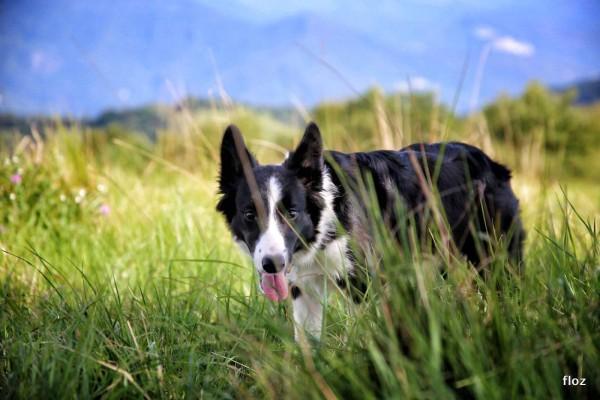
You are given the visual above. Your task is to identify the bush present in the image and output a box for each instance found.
[484,82,600,155]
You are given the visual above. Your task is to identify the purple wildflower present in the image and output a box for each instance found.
[10,174,22,184]
[99,203,111,216]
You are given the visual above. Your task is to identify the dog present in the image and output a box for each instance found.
[217,122,524,340]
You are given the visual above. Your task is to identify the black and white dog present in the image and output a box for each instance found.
[217,122,523,340]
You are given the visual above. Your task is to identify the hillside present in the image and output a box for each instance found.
[0,97,302,138]
[555,77,600,104]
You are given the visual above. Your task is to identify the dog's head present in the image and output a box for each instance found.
[216,122,326,301]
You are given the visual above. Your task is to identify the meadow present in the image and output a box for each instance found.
[1,86,599,398]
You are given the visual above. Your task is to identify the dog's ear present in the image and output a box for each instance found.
[285,122,324,177]
[218,124,257,194]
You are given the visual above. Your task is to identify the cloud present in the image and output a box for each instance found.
[493,36,534,56]
[472,25,534,57]
[210,0,338,21]
[117,88,131,102]
[474,25,496,40]
[30,50,61,74]
[395,76,439,92]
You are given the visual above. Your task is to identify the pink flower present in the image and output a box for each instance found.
[10,174,22,184]
[99,203,111,216]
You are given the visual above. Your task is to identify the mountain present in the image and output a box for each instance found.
[0,2,416,116]
[0,97,300,138]
[554,77,600,105]
[1,0,599,116]
[3,74,599,139]
[0,1,245,116]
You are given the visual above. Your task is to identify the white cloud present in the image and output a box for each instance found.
[30,50,61,74]
[493,36,534,56]
[472,26,535,57]
[474,25,496,40]
[395,76,439,92]
[117,88,131,102]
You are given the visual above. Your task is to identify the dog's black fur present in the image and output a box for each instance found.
[326,141,524,266]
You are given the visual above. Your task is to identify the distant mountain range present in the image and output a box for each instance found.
[1,0,599,116]
[2,78,598,139]
[555,77,600,105]
[0,97,304,138]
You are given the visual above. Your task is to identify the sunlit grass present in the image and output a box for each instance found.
[1,111,599,398]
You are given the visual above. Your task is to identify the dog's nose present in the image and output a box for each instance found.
[262,254,286,273]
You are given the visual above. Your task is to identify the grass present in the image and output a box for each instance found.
[1,114,599,399]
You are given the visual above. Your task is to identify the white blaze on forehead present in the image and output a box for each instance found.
[253,176,287,270]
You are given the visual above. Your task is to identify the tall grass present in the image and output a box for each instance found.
[1,104,599,398]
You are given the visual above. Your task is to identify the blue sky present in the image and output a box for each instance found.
[201,0,597,71]
[1,0,598,115]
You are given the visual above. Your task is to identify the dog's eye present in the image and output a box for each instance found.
[288,209,298,220]
[243,211,256,222]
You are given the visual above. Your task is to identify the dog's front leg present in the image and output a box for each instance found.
[291,274,327,342]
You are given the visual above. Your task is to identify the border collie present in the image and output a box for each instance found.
[217,122,524,340]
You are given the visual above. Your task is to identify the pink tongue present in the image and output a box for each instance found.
[260,271,289,302]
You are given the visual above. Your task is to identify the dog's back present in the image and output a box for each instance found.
[325,142,524,266]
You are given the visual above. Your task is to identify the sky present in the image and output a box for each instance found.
[0,0,598,116]
[200,0,594,53]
